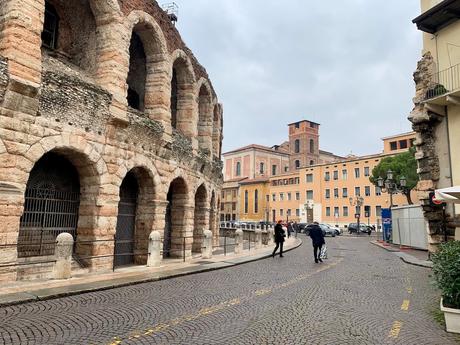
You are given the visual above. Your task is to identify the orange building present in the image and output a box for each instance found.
[269,172,302,222]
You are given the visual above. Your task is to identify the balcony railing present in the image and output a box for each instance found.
[425,63,460,100]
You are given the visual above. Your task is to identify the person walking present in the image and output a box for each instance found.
[287,222,293,238]
[272,220,285,257]
[308,221,325,263]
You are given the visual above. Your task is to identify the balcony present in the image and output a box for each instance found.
[424,63,460,106]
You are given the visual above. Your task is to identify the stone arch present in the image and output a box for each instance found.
[212,103,222,158]
[196,78,213,156]
[210,191,218,244]
[170,49,197,139]
[124,11,169,115]
[193,183,208,253]
[164,176,190,258]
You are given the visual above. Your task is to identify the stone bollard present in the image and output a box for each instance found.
[147,231,162,267]
[235,229,244,254]
[255,229,262,249]
[54,232,74,280]
[267,228,274,246]
[202,230,213,259]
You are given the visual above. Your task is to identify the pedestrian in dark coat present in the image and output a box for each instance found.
[287,222,293,238]
[272,220,285,257]
[308,222,325,263]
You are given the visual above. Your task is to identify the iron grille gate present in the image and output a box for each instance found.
[18,188,80,257]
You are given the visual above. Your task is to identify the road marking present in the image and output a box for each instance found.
[255,289,271,296]
[388,321,402,339]
[407,286,412,294]
[401,300,410,311]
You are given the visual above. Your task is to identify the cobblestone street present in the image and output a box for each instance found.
[1,235,459,345]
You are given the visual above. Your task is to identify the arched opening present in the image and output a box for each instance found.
[164,177,188,258]
[295,160,300,169]
[236,162,241,176]
[210,192,217,244]
[259,162,265,174]
[198,84,212,155]
[18,152,80,258]
[41,0,98,72]
[254,189,259,214]
[193,184,208,254]
[114,171,139,267]
[294,139,300,153]
[212,105,220,158]
[310,139,315,154]
[126,31,146,111]
[244,190,249,213]
[170,56,195,136]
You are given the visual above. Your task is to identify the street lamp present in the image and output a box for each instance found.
[349,196,364,234]
[377,170,407,208]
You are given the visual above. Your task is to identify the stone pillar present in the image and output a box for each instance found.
[147,230,162,268]
[202,230,213,259]
[267,228,274,246]
[235,229,244,254]
[255,229,262,249]
[54,233,74,280]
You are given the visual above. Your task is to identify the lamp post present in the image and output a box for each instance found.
[349,196,364,234]
[377,169,407,208]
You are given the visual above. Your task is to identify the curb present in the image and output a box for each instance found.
[370,241,432,268]
[0,238,303,308]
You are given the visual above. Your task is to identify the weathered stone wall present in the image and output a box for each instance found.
[408,52,455,252]
[0,0,224,282]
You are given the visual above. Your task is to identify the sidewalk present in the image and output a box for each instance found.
[0,237,302,307]
[370,240,433,268]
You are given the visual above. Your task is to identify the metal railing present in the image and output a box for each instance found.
[425,63,460,100]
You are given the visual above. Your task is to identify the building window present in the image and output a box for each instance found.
[244,190,248,213]
[280,193,284,201]
[295,122,300,128]
[354,167,360,178]
[254,190,259,213]
[390,141,397,150]
[272,209,276,220]
[376,205,382,217]
[365,186,371,196]
[310,139,315,153]
[272,193,276,202]
[343,206,349,217]
[232,202,236,211]
[325,189,330,199]
[364,167,370,176]
[42,2,59,49]
[296,209,300,217]
[364,205,371,217]
[236,162,241,176]
[272,165,277,175]
[232,190,237,198]
[325,172,330,181]
[342,169,348,180]
[294,139,300,153]
[287,192,292,201]
[306,174,313,183]
[326,207,331,217]
[221,190,225,198]
[266,194,269,202]
[284,166,289,172]
[306,190,313,200]
[287,209,291,217]
[280,209,284,217]
[342,188,348,198]
[355,187,360,196]
[334,207,339,218]
[295,192,300,200]
[334,188,339,198]
[376,186,382,196]
[310,160,315,165]
[259,162,265,174]
[399,140,408,149]
[295,160,300,169]
[333,170,338,180]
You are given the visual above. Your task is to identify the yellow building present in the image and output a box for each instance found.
[411,0,460,244]
[238,178,271,223]
[269,172,302,222]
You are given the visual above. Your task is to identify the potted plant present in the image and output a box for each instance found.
[432,241,460,333]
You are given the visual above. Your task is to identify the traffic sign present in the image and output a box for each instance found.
[430,191,446,207]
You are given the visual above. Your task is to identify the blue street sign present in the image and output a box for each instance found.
[381,208,392,242]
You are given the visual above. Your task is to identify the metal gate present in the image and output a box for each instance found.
[114,173,138,267]
[18,153,80,257]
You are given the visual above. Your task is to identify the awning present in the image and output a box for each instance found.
[435,186,460,203]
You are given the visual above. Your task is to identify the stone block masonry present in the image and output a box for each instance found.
[0,0,224,282]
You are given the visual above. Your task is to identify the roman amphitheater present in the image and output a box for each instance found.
[0,0,223,281]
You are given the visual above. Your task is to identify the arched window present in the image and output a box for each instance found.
[244,190,249,213]
[171,68,178,128]
[310,139,315,154]
[259,162,265,174]
[126,32,146,111]
[236,162,241,176]
[295,160,300,169]
[254,189,259,213]
[294,139,300,153]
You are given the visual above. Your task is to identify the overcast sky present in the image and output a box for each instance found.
[172,0,422,157]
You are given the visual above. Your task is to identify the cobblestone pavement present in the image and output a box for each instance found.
[1,235,459,345]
